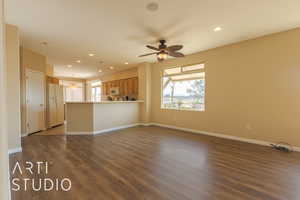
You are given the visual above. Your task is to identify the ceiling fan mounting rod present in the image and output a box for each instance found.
[159,40,167,49]
[159,39,166,44]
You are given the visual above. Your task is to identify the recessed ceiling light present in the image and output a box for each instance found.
[76,60,81,63]
[214,27,222,32]
[89,53,95,57]
[67,65,72,68]
[98,69,102,73]
[146,2,159,12]
[41,42,48,46]
[109,66,114,70]
[125,62,129,65]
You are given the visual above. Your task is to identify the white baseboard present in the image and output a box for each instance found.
[94,123,140,135]
[66,131,93,135]
[66,123,141,136]
[150,123,300,152]
[293,146,300,152]
[138,122,153,126]
[51,122,300,152]
[21,133,28,137]
[8,147,22,155]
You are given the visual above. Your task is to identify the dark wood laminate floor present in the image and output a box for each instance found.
[34,124,65,135]
[10,126,300,200]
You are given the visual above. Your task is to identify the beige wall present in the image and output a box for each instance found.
[5,24,21,150]
[151,28,300,147]
[66,103,94,133]
[93,103,139,131]
[20,47,46,73]
[46,64,54,76]
[85,80,92,102]
[138,63,151,123]
[97,67,138,82]
[66,102,140,133]
[0,0,10,199]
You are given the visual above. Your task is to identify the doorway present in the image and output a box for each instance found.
[25,69,45,134]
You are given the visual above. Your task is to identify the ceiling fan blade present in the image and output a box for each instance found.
[139,52,157,57]
[146,45,160,51]
[168,51,184,58]
[167,45,183,52]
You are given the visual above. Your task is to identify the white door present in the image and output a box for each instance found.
[26,70,45,134]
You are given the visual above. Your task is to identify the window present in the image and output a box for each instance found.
[91,81,101,102]
[91,87,101,102]
[161,63,205,111]
[60,80,84,102]
[65,87,83,102]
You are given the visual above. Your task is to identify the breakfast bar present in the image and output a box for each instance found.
[65,101,144,135]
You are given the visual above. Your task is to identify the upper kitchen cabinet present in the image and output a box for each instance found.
[101,77,138,97]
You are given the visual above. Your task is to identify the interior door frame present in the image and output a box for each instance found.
[25,69,46,134]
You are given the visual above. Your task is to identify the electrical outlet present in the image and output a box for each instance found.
[246,123,252,131]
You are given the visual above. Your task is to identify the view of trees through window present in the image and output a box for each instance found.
[162,64,205,111]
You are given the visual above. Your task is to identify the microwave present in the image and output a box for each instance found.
[110,87,119,96]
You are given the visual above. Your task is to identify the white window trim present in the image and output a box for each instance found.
[160,63,206,112]
[91,86,101,102]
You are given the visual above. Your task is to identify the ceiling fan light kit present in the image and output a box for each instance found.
[139,40,184,62]
[157,51,168,61]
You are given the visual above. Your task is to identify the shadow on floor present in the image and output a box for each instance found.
[34,125,66,136]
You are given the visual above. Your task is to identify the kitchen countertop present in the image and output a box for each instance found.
[66,100,144,104]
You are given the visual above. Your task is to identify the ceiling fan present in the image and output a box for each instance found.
[139,40,184,62]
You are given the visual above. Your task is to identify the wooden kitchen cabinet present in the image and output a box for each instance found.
[123,79,128,95]
[133,77,138,94]
[102,77,138,96]
[127,78,133,95]
[119,79,125,96]
[102,82,110,95]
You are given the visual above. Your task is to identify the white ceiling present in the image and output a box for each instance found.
[5,0,300,78]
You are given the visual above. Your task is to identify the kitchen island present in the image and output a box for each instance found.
[65,101,144,135]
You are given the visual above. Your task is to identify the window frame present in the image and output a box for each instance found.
[91,85,101,102]
[60,80,84,102]
[160,62,206,112]
[88,80,102,102]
